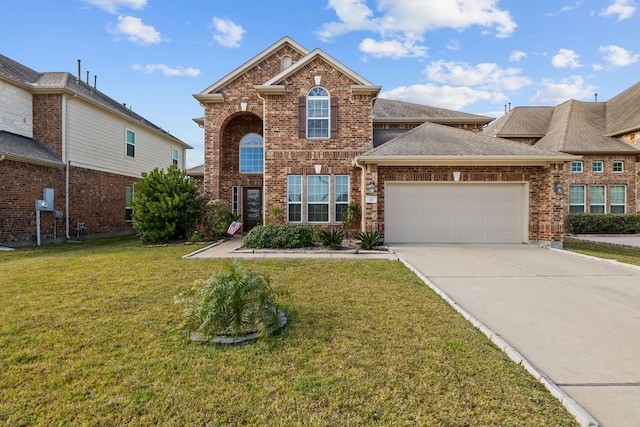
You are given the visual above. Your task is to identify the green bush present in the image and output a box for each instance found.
[205,200,238,240]
[567,213,640,234]
[243,224,314,249]
[174,260,281,339]
[132,165,205,243]
[320,229,344,249]
[356,231,384,250]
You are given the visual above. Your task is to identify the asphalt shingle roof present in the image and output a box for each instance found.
[0,131,64,166]
[373,98,493,123]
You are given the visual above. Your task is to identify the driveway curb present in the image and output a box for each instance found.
[398,257,599,427]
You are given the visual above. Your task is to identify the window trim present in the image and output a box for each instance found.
[125,185,134,222]
[569,185,586,213]
[307,174,330,223]
[334,175,350,223]
[231,186,239,216]
[613,160,624,173]
[571,161,583,173]
[125,129,135,158]
[589,185,606,213]
[592,160,603,173]
[239,133,264,174]
[172,148,179,166]
[306,87,330,139]
[610,185,626,213]
[287,175,302,223]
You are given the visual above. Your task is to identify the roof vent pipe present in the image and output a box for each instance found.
[94,75,97,89]
[594,93,598,102]
[77,59,81,81]
[86,70,89,84]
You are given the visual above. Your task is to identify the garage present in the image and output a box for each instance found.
[384,182,528,244]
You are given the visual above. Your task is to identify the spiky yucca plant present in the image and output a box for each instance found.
[175,261,281,340]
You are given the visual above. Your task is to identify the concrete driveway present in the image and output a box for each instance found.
[391,244,640,427]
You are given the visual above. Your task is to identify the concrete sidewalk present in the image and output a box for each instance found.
[391,244,640,427]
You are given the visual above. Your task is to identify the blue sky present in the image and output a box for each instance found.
[2,0,639,168]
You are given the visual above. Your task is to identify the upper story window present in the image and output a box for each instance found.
[571,161,583,173]
[172,148,179,166]
[239,133,263,173]
[613,160,624,173]
[592,160,603,173]
[307,87,330,139]
[125,129,135,157]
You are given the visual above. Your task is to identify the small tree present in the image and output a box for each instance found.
[342,202,362,239]
[132,165,205,243]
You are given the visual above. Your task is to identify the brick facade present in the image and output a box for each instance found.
[32,94,63,156]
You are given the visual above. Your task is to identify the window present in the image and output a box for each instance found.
[613,160,624,173]
[589,185,606,213]
[172,148,179,166]
[307,87,330,138]
[307,175,329,222]
[571,161,583,173]
[239,133,264,173]
[125,185,134,221]
[569,185,585,213]
[592,160,603,173]
[610,185,626,213]
[125,129,135,157]
[287,176,302,222]
[334,175,349,222]
[232,186,239,216]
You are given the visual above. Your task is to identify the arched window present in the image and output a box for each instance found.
[307,87,330,138]
[239,133,263,173]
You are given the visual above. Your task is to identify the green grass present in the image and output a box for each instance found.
[564,238,640,266]
[0,236,578,426]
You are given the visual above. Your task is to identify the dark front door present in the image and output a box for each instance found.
[243,187,262,231]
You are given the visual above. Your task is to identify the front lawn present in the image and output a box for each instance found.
[0,236,578,426]
[564,237,640,266]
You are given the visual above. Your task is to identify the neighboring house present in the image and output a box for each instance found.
[485,84,640,216]
[193,37,576,246]
[0,54,191,246]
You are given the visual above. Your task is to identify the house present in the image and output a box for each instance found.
[485,84,640,216]
[193,37,577,246]
[0,54,191,247]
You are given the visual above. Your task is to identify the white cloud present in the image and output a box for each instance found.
[530,76,596,104]
[318,0,517,59]
[600,0,636,20]
[212,17,245,48]
[599,45,640,67]
[551,48,582,68]
[561,1,583,12]
[82,0,146,13]
[132,64,201,77]
[380,84,500,110]
[359,37,427,59]
[425,60,531,91]
[509,50,527,62]
[109,15,161,45]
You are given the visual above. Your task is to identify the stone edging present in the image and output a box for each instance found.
[190,310,288,346]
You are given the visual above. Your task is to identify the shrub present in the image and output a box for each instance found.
[266,205,285,225]
[243,224,314,249]
[132,165,205,243]
[205,200,238,240]
[320,229,344,250]
[342,203,362,238]
[567,213,640,234]
[175,261,281,339]
[356,231,384,250]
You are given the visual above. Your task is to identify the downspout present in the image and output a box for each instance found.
[63,94,72,239]
[256,92,267,226]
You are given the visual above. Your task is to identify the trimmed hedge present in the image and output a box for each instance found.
[242,224,314,249]
[567,213,640,234]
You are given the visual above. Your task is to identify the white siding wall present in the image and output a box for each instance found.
[66,97,185,177]
[0,80,33,137]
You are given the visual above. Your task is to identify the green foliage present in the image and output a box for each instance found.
[243,224,314,249]
[267,205,285,225]
[568,213,640,234]
[175,261,281,339]
[342,203,362,238]
[320,229,344,249]
[131,165,205,243]
[205,200,239,240]
[356,231,384,250]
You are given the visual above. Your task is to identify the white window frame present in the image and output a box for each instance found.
[592,160,603,173]
[231,186,239,216]
[571,161,583,173]
[589,185,606,213]
[239,133,264,173]
[125,185,134,222]
[306,87,330,139]
[307,175,330,223]
[569,185,586,213]
[610,185,626,213]
[125,129,135,158]
[172,148,179,166]
[334,175,350,223]
[287,176,302,223]
[613,160,624,173]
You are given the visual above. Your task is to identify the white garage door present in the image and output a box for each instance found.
[384,182,528,243]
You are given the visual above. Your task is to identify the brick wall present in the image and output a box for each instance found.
[32,94,63,156]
